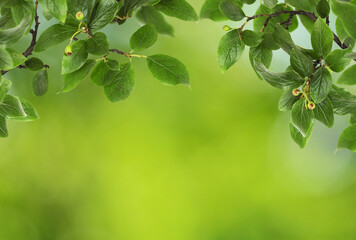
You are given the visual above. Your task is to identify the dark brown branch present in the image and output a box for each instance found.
[108,49,129,57]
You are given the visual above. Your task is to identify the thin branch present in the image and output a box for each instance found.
[108,49,129,57]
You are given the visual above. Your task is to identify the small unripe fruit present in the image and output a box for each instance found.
[64,45,72,56]
[222,25,232,31]
[292,89,300,96]
[76,12,84,21]
[308,102,315,110]
[317,0,330,18]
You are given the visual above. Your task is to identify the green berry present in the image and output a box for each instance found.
[317,0,330,18]
[222,25,232,31]
[64,45,72,56]
[292,89,300,96]
[76,12,84,21]
[308,102,315,110]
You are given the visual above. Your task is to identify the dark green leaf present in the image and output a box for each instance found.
[34,24,78,52]
[337,124,356,152]
[85,32,109,56]
[325,49,351,73]
[32,70,48,96]
[273,24,297,54]
[290,48,314,77]
[11,0,34,25]
[350,113,356,125]
[311,17,333,58]
[25,57,44,71]
[217,29,245,72]
[154,0,198,21]
[88,0,119,31]
[67,0,94,23]
[328,85,356,115]
[62,59,96,93]
[254,60,305,89]
[310,67,332,104]
[147,54,190,86]
[313,97,334,128]
[136,6,174,37]
[219,0,245,21]
[44,0,67,23]
[289,121,314,148]
[261,32,280,50]
[130,24,158,51]
[285,0,314,11]
[104,62,135,102]
[0,78,12,102]
[278,89,299,111]
[291,98,314,137]
[241,30,262,47]
[62,40,88,75]
[337,65,356,85]
[91,59,119,86]
[317,0,330,18]
[200,0,243,21]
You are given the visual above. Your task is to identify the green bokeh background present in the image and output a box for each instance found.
[1,1,356,239]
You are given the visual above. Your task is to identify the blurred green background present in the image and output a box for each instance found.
[1,1,356,239]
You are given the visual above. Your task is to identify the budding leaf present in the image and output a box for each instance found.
[254,60,304,89]
[104,63,135,102]
[0,115,8,138]
[219,0,245,21]
[313,97,334,128]
[217,29,245,72]
[62,59,96,93]
[291,99,314,137]
[91,59,119,86]
[310,67,332,104]
[62,40,88,75]
[136,6,174,37]
[32,70,48,96]
[34,24,78,52]
[337,125,356,152]
[290,48,314,77]
[325,49,351,73]
[241,30,263,47]
[0,94,26,118]
[85,32,109,56]
[147,54,190,86]
[311,17,333,58]
[130,24,158,51]
[289,121,314,149]
[337,65,356,86]
[154,0,198,21]
[278,89,299,111]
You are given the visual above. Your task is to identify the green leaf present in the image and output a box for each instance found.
[285,0,314,11]
[11,98,39,122]
[25,57,44,71]
[6,48,27,67]
[289,121,314,148]
[62,40,88,75]
[331,0,356,40]
[217,29,245,72]
[11,0,34,25]
[136,6,174,37]
[299,15,314,34]
[219,0,245,21]
[0,48,13,71]
[147,54,190,86]
[45,0,67,23]
[337,65,356,86]
[290,48,314,77]
[310,67,332,104]
[311,17,333,58]
[130,24,158,51]
[61,59,96,93]
[328,85,356,115]
[85,32,109,56]
[124,0,158,16]
[337,124,356,152]
[91,59,119,86]
[0,78,12,102]
[0,115,8,138]
[273,24,297,54]
[34,24,78,52]
[32,70,48,96]
[241,30,262,47]
[325,49,351,73]
[0,13,32,46]
[240,0,255,3]
[263,0,277,8]
[254,60,305,89]
[278,89,299,111]
[351,113,356,125]
[261,32,280,50]
[317,0,330,18]
[249,43,272,80]
[313,97,334,128]
[200,0,243,21]
[291,98,314,137]
[88,0,119,31]
[0,94,26,118]
[154,0,198,21]
[67,0,94,23]
[104,62,135,102]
